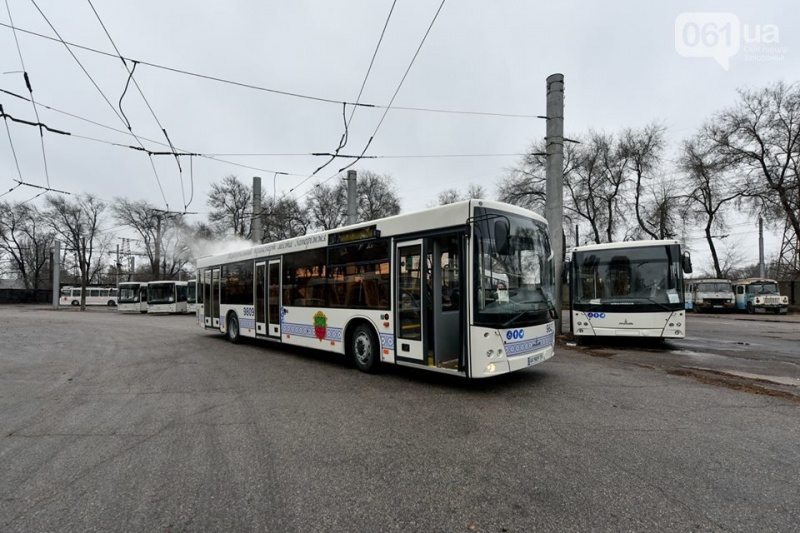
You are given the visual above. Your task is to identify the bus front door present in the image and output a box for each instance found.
[396,241,425,362]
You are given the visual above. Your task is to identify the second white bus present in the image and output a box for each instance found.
[147,280,189,314]
[117,281,149,313]
[566,239,692,339]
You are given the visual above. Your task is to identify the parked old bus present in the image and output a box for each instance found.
[147,280,189,314]
[685,278,735,312]
[566,239,692,339]
[117,281,148,313]
[733,278,789,314]
[196,199,557,378]
[59,286,118,307]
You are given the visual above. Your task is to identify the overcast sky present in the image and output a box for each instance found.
[1,0,797,270]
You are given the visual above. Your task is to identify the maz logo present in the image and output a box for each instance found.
[619,319,634,326]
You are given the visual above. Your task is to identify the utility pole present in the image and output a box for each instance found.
[252,176,262,243]
[545,73,565,334]
[759,217,765,278]
[116,244,120,288]
[155,213,162,279]
[52,239,60,309]
[347,169,357,225]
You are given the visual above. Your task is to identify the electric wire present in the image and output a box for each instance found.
[290,0,448,202]
[1,104,24,185]
[87,0,189,209]
[28,0,170,210]
[312,0,398,177]
[0,20,541,119]
[4,0,50,187]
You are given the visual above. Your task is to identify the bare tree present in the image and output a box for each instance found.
[681,137,751,277]
[0,201,54,289]
[701,81,800,262]
[307,180,346,231]
[207,174,252,238]
[261,197,310,242]
[355,170,401,222]
[432,183,488,206]
[44,194,110,309]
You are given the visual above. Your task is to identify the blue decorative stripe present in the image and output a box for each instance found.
[504,332,554,357]
[380,334,395,350]
[283,321,343,342]
[240,317,256,330]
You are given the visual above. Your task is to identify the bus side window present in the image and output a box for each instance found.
[737,286,744,294]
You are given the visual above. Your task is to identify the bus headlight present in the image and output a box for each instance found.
[486,363,496,373]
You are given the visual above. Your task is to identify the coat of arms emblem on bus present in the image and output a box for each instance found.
[313,311,327,341]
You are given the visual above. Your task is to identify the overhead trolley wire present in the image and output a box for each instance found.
[86,0,190,210]
[28,0,170,210]
[291,0,448,201]
[4,0,50,188]
[0,20,541,119]
[312,0,399,178]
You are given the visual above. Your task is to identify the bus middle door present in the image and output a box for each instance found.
[396,240,425,363]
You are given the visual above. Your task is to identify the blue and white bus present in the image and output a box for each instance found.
[733,278,789,314]
[196,200,557,378]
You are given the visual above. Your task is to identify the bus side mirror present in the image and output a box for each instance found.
[682,251,693,274]
[494,219,511,255]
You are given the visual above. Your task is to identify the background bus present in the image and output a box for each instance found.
[566,239,692,339]
[59,286,118,307]
[733,278,789,314]
[147,280,189,314]
[196,199,557,379]
[685,278,735,313]
[117,281,149,313]
[187,278,198,313]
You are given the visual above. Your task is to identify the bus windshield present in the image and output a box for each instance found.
[149,283,176,304]
[574,244,682,307]
[118,285,140,303]
[696,282,732,292]
[474,209,554,328]
[746,283,778,294]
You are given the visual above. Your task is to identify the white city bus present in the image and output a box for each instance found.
[196,199,557,378]
[147,280,189,314]
[117,281,149,313]
[59,286,118,307]
[566,239,692,339]
[187,278,198,313]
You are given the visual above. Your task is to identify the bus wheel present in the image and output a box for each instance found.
[107,300,116,307]
[226,313,241,344]
[351,324,380,373]
[71,300,79,306]
[746,302,755,314]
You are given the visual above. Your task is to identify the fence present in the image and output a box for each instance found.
[0,289,53,304]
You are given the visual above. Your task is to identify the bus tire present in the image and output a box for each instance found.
[107,300,116,307]
[227,313,241,344]
[746,302,755,314]
[351,323,380,374]
[71,300,79,306]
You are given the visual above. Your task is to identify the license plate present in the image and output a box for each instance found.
[527,353,544,366]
